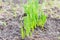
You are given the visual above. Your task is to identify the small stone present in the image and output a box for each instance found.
[13,36,19,40]
[0,6,2,9]
[58,37,60,40]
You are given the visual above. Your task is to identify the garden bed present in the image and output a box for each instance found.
[0,0,60,40]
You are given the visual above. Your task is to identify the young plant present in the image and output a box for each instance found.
[21,0,47,39]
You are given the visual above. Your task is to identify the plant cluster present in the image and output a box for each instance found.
[21,0,47,39]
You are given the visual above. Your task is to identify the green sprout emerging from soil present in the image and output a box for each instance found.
[21,0,47,39]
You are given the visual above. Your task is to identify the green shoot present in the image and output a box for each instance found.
[21,0,47,39]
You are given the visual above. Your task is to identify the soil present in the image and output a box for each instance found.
[0,0,60,40]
